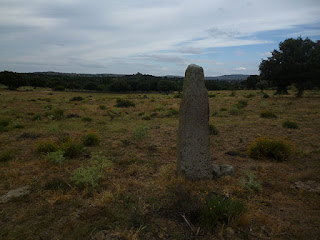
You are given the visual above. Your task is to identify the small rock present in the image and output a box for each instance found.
[293,181,320,193]
[212,165,234,178]
[0,186,30,203]
[225,227,235,237]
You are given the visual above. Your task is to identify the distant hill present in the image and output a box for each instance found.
[205,74,250,81]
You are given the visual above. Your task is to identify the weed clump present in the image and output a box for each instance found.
[115,98,135,108]
[209,124,218,135]
[166,108,179,117]
[81,133,100,146]
[70,96,85,101]
[238,171,263,194]
[0,151,14,162]
[46,150,66,167]
[229,106,240,115]
[247,136,293,161]
[99,105,106,110]
[37,136,84,158]
[260,110,277,119]
[82,117,92,122]
[244,93,256,98]
[282,120,298,129]
[71,152,112,189]
[235,100,248,109]
[200,192,246,227]
[133,125,150,141]
[0,119,10,127]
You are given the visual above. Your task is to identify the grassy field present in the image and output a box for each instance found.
[1,88,320,239]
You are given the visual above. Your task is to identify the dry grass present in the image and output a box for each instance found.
[1,88,320,239]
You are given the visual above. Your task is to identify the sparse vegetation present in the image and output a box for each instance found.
[115,98,135,108]
[1,88,319,239]
[260,110,277,118]
[282,120,299,129]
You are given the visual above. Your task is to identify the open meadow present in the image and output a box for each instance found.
[1,87,320,239]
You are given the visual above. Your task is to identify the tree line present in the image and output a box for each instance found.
[1,37,319,95]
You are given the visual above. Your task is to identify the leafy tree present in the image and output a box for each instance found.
[256,80,268,93]
[157,80,177,94]
[244,75,260,89]
[109,79,131,92]
[259,37,320,97]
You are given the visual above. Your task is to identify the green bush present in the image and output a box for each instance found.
[82,117,92,122]
[52,109,64,120]
[260,111,277,119]
[247,136,293,161]
[81,133,100,146]
[220,107,227,112]
[46,150,66,167]
[37,140,59,153]
[209,124,218,135]
[141,114,151,120]
[32,114,42,121]
[115,98,135,108]
[0,151,14,162]
[229,106,240,115]
[0,119,10,127]
[99,105,106,110]
[166,108,178,117]
[244,93,256,98]
[200,193,246,227]
[235,100,248,109]
[238,171,263,194]
[70,96,85,101]
[282,120,298,129]
[263,93,270,98]
[71,152,112,189]
[60,141,84,158]
[133,125,150,141]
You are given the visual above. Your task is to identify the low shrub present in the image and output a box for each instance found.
[52,109,64,120]
[238,171,263,194]
[229,106,240,115]
[166,108,179,117]
[200,193,246,227]
[70,96,85,101]
[282,120,298,129]
[71,152,112,189]
[115,98,135,108]
[32,114,42,121]
[220,107,227,112]
[81,133,100,146]
[66,113,81,118]
[235,100,248,109]
[141,114,151,120]
[46,150,66,167]
[133,125,150,141]
[209,124,218,135]
[244,93,256,98]
[0,151,14,162]
[247,136,293,161]
[0,119,10,127]
[82,117,92,122]
[60,141,84,158]
[37,140,59,153]
[263,93,270,98]
[99,105,106,110]
[260,111,277,119]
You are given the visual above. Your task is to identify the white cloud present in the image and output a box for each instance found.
[234,67,247,71]
[0,0,319,75]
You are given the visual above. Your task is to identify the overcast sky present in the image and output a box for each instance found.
[1,0,319,76]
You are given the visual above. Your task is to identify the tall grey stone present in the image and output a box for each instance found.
[177,64,212,179]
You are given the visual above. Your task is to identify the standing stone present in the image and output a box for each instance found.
[177,64,212,179]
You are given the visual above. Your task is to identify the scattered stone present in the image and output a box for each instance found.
[177,64,212,179]
[225,227,235,238]
[0,186,30,203]
[293,181,320,193]
[213,165,234,178]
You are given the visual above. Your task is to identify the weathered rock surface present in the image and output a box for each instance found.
[177,64,234,179]
[292,181,320,193]
[177,64,212,179]
[0,186,30,203]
